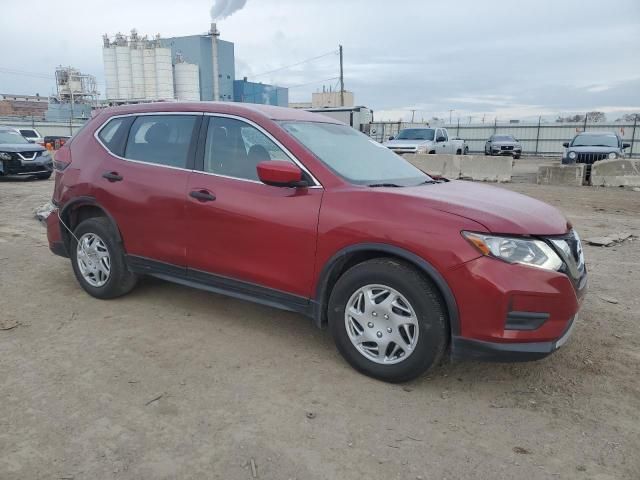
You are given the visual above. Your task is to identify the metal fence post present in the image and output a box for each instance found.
[583,115,587,133]
[381,123,385,143]
[457,118,460,136]
[493,118,497,133]
[534,116,541,155]
[631,115,637,157]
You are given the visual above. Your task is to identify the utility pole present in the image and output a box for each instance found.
[339,45,344,107]
[410,109,416,123]
[449,109,454,124]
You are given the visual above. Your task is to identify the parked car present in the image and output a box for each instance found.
[0,127,52,179]
[562,132,630,165]
[7,127,45,146]
[306,106,374,134]
[485,134,522,158]
[383,127,467,155]
[561,132,630,182]
[45,103,586,382]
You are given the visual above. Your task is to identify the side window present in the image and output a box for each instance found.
[440,129,448,141]
[203,116,292,181]
[124,115,197,168]
[98,117,128,154]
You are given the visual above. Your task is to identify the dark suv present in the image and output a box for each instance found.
[45,103,587,382]
[0,127,52,179]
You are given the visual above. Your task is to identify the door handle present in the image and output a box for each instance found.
[102,171,123,182]
[189,190,216,202]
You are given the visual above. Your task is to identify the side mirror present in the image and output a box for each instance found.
[257,160,306,187]
[623,142,631,149]
[436,136,446,142]
[388,136,394,140]
[487,140,492,143]
[562,142,570,148]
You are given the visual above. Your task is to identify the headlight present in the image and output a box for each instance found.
[0,152,11,161]
[568,151,576,160]
[416,145,429,154]
[462,231,563,271]
[608,152,617,160]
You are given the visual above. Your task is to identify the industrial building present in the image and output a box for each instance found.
[45,66,98,121]
[102,25,287,106]
[233,78,288,106]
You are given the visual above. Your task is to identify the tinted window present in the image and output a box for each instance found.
[396,128,435,140]
[125,115,197,168]
[98,117,128,154]
[281,121,430,187]
[572,134,618,148]
[204,116,291,181]
[19,129,38,138]
[493,135,515,141]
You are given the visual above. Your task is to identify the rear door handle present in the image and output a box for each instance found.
[189,190,216,202]
[102,171,123,182]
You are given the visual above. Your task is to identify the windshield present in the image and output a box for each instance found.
[280,121,431,187]
[0,130,30,144]
[492,135,516,142]
[572,134,618,148]
[395,128,435,141]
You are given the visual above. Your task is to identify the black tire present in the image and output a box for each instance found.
[328,258,448,383]
[36,173,52,180]
[70,217,137,299]
[463,146,469,155]
[456,149,462,155]
[513,154,521,160]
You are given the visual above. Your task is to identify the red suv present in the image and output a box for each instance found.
[46,103,587,382]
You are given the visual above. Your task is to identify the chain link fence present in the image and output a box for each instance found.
[369,118,639,158]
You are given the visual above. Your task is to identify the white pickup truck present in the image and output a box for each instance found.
[383,127,467,155]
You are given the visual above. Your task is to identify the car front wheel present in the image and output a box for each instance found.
[70,217,137,299]
[328,258,448,383]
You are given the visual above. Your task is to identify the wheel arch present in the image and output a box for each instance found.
[59,196,122,252]
[313,243,460,336]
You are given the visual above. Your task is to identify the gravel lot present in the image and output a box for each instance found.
[1,166,639,479]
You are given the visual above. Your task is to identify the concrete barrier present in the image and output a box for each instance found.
[537,163,585,186]
[404,154,512,182]
[591,159,640,187]
[460,155,512,182]
[403,154,462,178]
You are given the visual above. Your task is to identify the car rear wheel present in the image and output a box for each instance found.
[70,217,137,299]
[328,258,448,383]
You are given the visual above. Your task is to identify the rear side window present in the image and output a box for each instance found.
[98,117,129,155]
[124,115,197,169]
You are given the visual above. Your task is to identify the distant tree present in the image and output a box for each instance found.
[586,111,606,122]
[555,114,584,123]
[616,113,640,122]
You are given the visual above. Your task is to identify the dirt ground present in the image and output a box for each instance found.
[1,161,639,479]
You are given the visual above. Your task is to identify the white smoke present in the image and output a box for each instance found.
[210,0,248,21]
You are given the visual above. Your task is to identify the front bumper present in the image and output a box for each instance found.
[0,156,53,176]
[445,254,586,362]
[492,148,522,156]
[46,206,69,258]
[451,314,577,362]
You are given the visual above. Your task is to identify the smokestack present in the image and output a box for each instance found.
[210,22,220,101]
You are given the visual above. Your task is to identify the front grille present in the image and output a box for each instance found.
[548,230,586,292]
[501,145,514,150]
[576,152,608,165]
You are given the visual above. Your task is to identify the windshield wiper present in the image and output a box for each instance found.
[368,183,402,188]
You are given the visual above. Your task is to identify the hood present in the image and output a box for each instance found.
[568,146,620,153]
[390,180,569,235]
[0,143,46,153]
[384,139,434,148]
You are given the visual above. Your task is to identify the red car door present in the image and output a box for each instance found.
[185,115,323,299]
[92,113,201,267]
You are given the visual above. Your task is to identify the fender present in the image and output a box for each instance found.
[59,196,123,248]
[313,243,460,335]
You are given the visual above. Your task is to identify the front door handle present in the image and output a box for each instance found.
[189,190,216,202]
[102,171,123,182]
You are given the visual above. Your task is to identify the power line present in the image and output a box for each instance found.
[0,68,54,80]
[284,76,340,89]
[250,50,338,79]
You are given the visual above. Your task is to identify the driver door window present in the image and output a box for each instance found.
[203,116,292,181]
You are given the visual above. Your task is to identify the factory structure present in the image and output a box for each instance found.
[102,25,288,106]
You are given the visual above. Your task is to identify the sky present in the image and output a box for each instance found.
[1,0,639,122]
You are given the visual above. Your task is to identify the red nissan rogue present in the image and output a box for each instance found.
[46,102,587,382]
